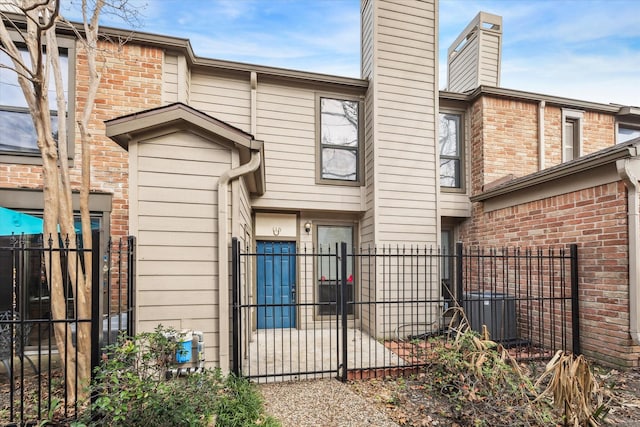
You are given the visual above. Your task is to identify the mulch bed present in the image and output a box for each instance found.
[1,370,83,426]
[349,339,640,426]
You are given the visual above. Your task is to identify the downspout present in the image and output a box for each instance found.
[538,100,545,170]
[617,157,640,345]
[218,149,261,372]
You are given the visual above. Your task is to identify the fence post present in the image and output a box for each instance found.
[455,242,464,307]
[570,244,580,355]
[340,241,348,382]
[90,236,101,379]
[232,237,241,376]
[127,236,136,337]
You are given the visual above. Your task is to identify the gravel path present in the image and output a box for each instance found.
[259,378,399,427]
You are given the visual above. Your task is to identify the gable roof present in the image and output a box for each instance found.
[105,102,265,195]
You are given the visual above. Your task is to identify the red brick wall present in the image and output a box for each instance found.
[0,41,164,239]
[77,41,163,238]
[583,111,615,154]
[479,97,539,189]
[543,107,615,168]
[544,105,562,167]
[459,182,640,368]
[472,96,617,193]
[469,99,484,195]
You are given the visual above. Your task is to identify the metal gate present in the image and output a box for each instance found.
[232,238,579,383]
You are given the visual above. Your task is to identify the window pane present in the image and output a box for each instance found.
[321,98,358,147]
[1,46,67,156]
[0,49,31,109]
[317,226,353,281]
[439,113,462,189]
[439,114,460,156]
[440,158,460,188]
[322,147,357,181]
[320,97,359,182]
[0,110,58,153]
[317,225,355,316]
[618,126,640,144]
[564,120,575,160]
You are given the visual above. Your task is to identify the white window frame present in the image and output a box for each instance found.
[561,109,583,162]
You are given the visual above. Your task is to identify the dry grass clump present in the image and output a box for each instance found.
[430,307,607,426]
[535,350,607,426]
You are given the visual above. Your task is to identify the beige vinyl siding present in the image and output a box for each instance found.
[374,0,438,244]
[163,54,179,104]
[181,69,364,214]
[236,177,253,364]
[134,131,232,367]
[361,91,376,254]
[250,83,362,212]
[161,54,189,104]
[191,72,251,132]
[359,0,439,338]
[439,193,472,217]
[448,37,478,92]
[479,32,500,84]
[361,0,374,79]
[447,12,502,92]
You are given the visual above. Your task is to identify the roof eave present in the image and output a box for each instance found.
[2,13,368,92]
[443,85,626,114]
[472,142,640,202]
[105,103,266,195]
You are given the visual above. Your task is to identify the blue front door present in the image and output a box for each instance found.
[257,241,296,329]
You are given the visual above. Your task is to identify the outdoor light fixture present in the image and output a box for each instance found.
[304,221,312,234]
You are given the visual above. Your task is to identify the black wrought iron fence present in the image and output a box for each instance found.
[456,243,579,359]
[232,238,579,382]
[0,234,135,426]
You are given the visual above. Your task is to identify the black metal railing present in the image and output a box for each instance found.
[456,243,579,360]
[0,234,135,426]
[232,238,579,382]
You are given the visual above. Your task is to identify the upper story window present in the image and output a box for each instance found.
[318,96,361,184]
[0,36,75,165]
[439,112,463,189]
[617,124,640,144]
[562,109,583,162]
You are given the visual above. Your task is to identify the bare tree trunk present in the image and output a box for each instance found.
[1,0,126,404]
[37,103,80,403]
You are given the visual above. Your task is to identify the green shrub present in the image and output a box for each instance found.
[80,326,279,427]
[216,375,280,427]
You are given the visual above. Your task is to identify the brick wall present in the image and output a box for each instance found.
[0,40,164,239]
[459,182,640,368]
[479,97,539,189]
[472,96,617,193]
[583,111,615,154]
[469,99,484,195]
[544,105,562,167]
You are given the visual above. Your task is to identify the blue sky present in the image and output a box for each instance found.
[67,0,640,106]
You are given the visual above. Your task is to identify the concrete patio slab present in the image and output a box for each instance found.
[241,328,406,382]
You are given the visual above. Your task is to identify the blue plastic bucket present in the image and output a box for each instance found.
[176,332,193,363]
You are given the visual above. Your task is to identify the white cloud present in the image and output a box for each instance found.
[64,0,640,105]
[439,0,640,106]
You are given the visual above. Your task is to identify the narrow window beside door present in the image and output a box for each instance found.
[316,225,354,316]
